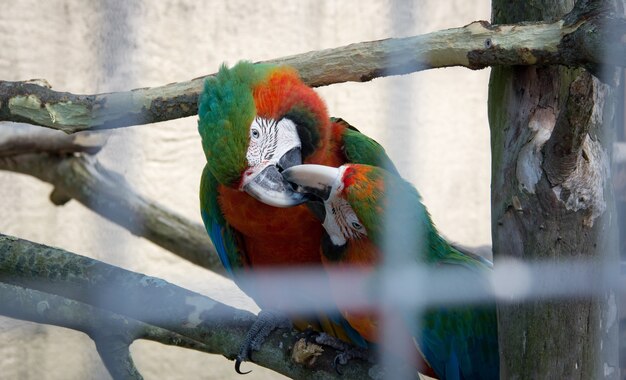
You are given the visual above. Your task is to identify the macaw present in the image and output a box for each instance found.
[197,61,398,369]
[283,163,499,380]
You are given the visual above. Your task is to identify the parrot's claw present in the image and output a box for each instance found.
[235,310,291,374]
[332,346,374,375]
[234,357,252,375]
[312,332,347,350]
[333,355,345,375]
[312,332,373,374]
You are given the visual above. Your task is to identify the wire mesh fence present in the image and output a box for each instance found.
[0,1,625,379]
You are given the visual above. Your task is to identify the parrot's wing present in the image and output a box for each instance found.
[201,165,370,352]
[420,303,499,380]
[419,251,499,380]
[332,117,400,175]
[449,243,494,269]
[200,164,246,277]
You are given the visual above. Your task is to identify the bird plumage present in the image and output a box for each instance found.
[198,62,398,351]
[284,163,499,380]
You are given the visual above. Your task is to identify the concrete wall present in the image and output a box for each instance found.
[0,1,490,378]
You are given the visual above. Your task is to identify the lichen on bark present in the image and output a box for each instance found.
[489,0,620,378]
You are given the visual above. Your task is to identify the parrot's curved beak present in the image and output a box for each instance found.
[283,164,341,201]
[243,147,308,207]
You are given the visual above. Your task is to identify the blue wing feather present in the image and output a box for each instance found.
[199,164,245,279]
[202,212,233,275]
[418,255,499,380]
[328,313,369,349]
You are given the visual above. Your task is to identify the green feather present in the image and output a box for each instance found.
[344,167,449,263]
[197,61,273,186]
[199,164,246,273]
[335,117,399,175]
[340,165,498,379]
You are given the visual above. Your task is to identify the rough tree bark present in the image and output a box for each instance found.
[0,7,624,133]
[0,233,379,380]
[1,1,625,378]
[0,124,223,274]
[489,0,621,378]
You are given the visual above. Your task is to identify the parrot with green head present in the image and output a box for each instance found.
[197,61,400,370]
[283,163,499,380]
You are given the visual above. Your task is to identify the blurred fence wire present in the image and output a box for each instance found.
[231,259,620,315]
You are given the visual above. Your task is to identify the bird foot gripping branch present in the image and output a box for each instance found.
[235,310,292,374]
[312,332,374,374]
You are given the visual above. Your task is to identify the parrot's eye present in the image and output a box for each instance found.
[251,128,261,139]
[351,221,363,230]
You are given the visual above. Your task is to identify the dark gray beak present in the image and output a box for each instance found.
[282,164,340,202]
[243,148,307,207]
[277,147,301,172]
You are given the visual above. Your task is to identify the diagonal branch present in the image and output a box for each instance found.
[0,282,145,379]
[0,233,379,380]
[0,281,241,379]
[0,282,202,379]
[0,125,221,273]
[0,3,624,133]
[0,122,107,157]
[0,136,223,274]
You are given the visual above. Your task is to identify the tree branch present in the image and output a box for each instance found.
[95,337,143,380]
[0,282,146,379]
[0,4,623,133]
[0,280,235,379]
[0,122,107,157]
[542,71,595,185]
[0,233,380,380]
[0,128,223,274]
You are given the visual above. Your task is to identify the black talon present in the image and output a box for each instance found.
[235,357,252,375]
[233,310,291,375]
[333,355,344,375]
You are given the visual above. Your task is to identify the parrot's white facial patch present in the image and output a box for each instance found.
[239,116,306,207]
[323,167,367,246]
[245,117,301,174]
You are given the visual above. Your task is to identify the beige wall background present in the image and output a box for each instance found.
[0,1,491,379]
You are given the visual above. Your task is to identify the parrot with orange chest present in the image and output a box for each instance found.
[197,61,400,370]
[284,163,499,380]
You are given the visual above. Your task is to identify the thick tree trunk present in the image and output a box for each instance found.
[489,0,621,379]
